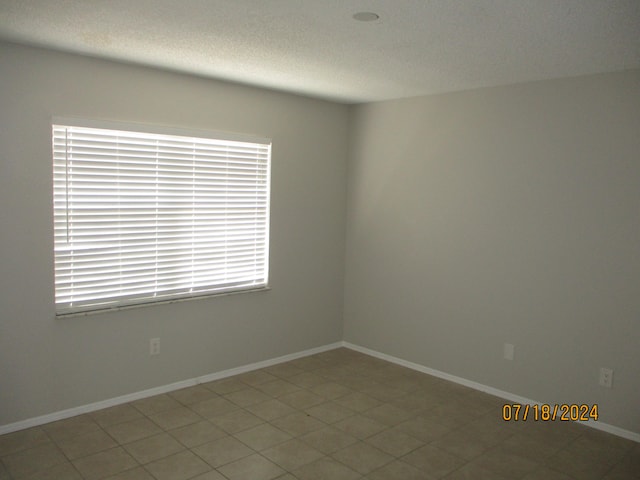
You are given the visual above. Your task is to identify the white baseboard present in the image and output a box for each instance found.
[342,341,640,443]
[0,342,343,435]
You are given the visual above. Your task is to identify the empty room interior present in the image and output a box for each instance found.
[0,1,639,479]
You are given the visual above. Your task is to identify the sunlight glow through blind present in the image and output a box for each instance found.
[53,121,271,315]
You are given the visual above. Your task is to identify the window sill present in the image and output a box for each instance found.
[55,286,271,319]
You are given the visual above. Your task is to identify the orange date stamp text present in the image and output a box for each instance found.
[502,404,598,422]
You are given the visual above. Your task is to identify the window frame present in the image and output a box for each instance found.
[52,117,272,317]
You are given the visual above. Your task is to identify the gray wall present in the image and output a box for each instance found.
[0,42,348,426]
[2,39,639,437]
[344,70,640,434]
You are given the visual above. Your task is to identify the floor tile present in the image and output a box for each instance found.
[366,459,436,480]
[365,428,424,457]
[544,447,617,480]
[147,406,202,431]
[14,461,82,480]
[105,418,163,445]
[168,386,217,406]
[144,450,211,480]
[395,416,453,443]
[430,382,475,399]
[521,466,577,480]
[602,467,640,480]
[217,453,284,480]
[42,415,101,442]
[209,409,265,434]
[262,362,306,379]
[522,418,584,443]
[2,443,68,478]
[287,372,328,388]
[464,391,506,410]
[169,420,227,448]
[245,399,297,421]
[190,397,239,419]
[339,376,381,391]
[255,379,302,398]
[0,427,51,456]
[419,404,479,429]
[444,396,494,418]
[132,394,182,416]
[314,366,356,382]
[122,432,184,464]
[189,471,227,480]
[453,418,513,447]
[442,462,510,480]
[428,429,494,461]
[224,387,272,407]
[359,384,408,402]
[90,404,145,429]
[0,462,10,480]
[331,441,394,474]
[309,382,353,400]
[498,432,566,461]
[104,467,156,480]
[56,429,118,460]
[305,401,354,424]
[405,376,448,392]
[262,439,324,470]
[611,446,640,477]
[72,447,138,480]
[363,403,414,426]
[334,414,387,439]
[233,423,291,451]
[293,457,361,480]
[402,445,467,478]
[390,392,443,413]
[300,426,358,454]
[235,370,278,387]
[192,436,254,468]
[334,392,381,413]
[565,429,633,465]
[271,412,326,437]
[465,448,540,478]
[383,376,428,394]
[286,356,329,371]
[202,378,247,395]
[277,390,325,410]
[463,412,516,434]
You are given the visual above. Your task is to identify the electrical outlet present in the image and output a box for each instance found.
[599,367,613,388]
[503,343,515,361]
[150,338,160,356]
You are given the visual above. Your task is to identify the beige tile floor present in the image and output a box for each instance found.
[1,348,638,480]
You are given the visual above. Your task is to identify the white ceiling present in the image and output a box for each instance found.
[1,0,639,103]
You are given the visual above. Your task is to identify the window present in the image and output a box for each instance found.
[53,119,271,315]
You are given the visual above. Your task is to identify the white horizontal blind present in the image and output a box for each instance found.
[53,122,271,315]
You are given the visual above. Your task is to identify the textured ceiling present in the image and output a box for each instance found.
[1,0,639,103]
